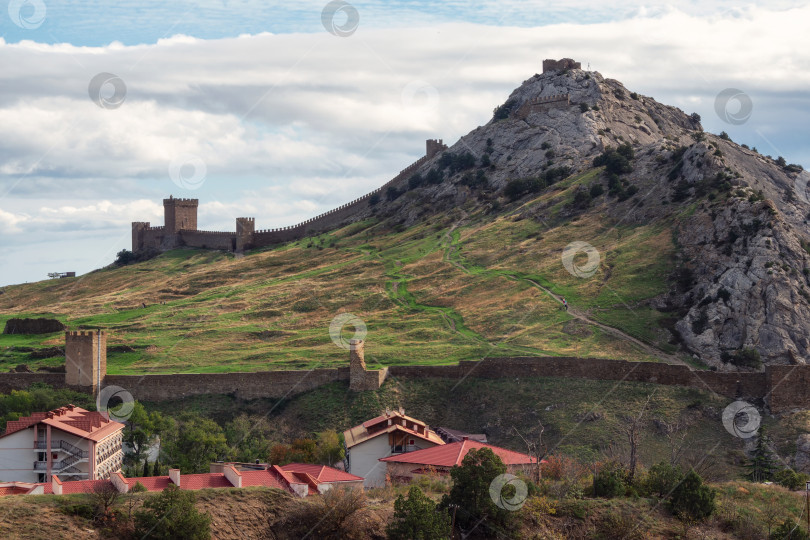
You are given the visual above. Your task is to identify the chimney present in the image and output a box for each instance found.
[462,436,469,441]
[224,465,242,488]
[51,475,63,495]
[169,469,181,486]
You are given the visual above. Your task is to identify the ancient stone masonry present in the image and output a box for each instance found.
[9,331,810,413]
[516,94,571,119]
[542,58,581,73]
[132,139,449,255]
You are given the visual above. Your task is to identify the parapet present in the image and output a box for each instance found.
[66,330,107,338]
[163,197,199,206]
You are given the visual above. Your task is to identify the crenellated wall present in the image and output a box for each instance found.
[132,139,449,254]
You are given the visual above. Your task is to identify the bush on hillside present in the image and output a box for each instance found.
[669,470,715,521]
[134,484,211,540]
[387,486,450,540]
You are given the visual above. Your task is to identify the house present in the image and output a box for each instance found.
[343,409,445,487]
[0,405,124,483]
[379,438,537,483]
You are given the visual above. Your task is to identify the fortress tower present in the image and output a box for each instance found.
[426,139,447,159]
[164,196,198,233]
[542,58,581,73]
[236,217,255,236]
[65,330,107,394]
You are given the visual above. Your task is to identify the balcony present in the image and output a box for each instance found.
[391,444,419,454]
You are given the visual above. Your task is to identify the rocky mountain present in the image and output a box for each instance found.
[372,64,810,370]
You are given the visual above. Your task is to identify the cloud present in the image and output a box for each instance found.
[0,5,809,285]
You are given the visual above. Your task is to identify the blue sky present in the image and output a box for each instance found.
[1,1,809,287]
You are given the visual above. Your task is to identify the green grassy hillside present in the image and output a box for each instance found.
[0,168,684,374]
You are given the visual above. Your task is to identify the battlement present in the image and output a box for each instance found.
[66,330,107,338]
[516,93,571,119]
[134,137,444,253]
[527,94,570,105]
[542,58,581,73]
[163,197,199,205]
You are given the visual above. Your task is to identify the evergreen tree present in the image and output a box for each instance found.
[142,459,151,477]
[153,460,161,476]
[387,486,450,540]
[746,428,779,483]
[669,470,715,521]
[134,484,211,539]
[439,448,516,537]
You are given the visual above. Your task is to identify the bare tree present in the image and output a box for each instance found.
[513,422,546,483]
[621,393,654,485]
[658,416,693,465]
[91,481,120,517]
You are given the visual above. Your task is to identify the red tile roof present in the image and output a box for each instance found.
[281,463,363,483]
[379,440,537,467]
[179,473,232,490]
[2,405,124,442]
[127,476,171,491]
[60,479,110,495]
[240,469,286,490]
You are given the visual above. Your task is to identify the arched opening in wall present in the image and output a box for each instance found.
[231,239,237,251]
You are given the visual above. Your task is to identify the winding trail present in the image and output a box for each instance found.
[440,222,691,368]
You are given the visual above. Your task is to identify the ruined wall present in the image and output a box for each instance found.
[767,366,810,413]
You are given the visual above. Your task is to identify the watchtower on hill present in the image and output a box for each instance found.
[164,196,198,233]
[65,330,107,394]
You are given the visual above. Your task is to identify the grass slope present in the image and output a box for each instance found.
[0,169,684,374]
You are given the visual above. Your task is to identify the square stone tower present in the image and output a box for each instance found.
[65,330,107,394]
[164,196,198,233]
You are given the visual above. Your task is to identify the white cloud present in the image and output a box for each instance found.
[0,5,809,285]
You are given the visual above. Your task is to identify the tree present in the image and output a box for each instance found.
[643,461,683,498]
[593,461,626,498]
[162,413,230,473]
[771,520,810,540]
[668,470,715,521]
[90,481,120,517]
[123,402,165,466]
[134,484,211,540]
[316,430,345,467]
[152,460,162,476]
[269,438,319,466]
[142,459,151,477]
[622,393,653,485]
[114,249,137,266]
[513,423,545,484]
[387,486,450,540]
[440,448,515,536]
[746,428,779,483]
[225,414,273,463]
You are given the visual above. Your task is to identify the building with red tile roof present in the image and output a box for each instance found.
[2,462,357,499]
[379,439,538,483]
[343,409,445,487]
[0,405,124,484]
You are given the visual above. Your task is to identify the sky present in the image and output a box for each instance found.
[1,0,809,287]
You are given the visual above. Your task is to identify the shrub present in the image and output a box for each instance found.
[719,131,731,141]
[723,347,762,369]
[593,144,634,176]
[593,463,626,498]
[669,470,715,521]
[134,485,211,539]
[642,462,683,498]
[589,183,604,198]
[579,103,589,112]
[368,193,380,206]
[541,141,552,150]
[775,469,810,491]
[771,520,810,540]
[386,186,402,201]
[387,486,450,540]
[630,92,639,100]
[408,173,424,190]
[426,168,444,185]
[493,98,518,120]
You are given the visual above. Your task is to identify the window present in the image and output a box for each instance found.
[409,439,415,445]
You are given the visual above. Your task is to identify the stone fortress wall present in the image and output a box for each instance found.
[3,330,810,413]
[132,139,448,254]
